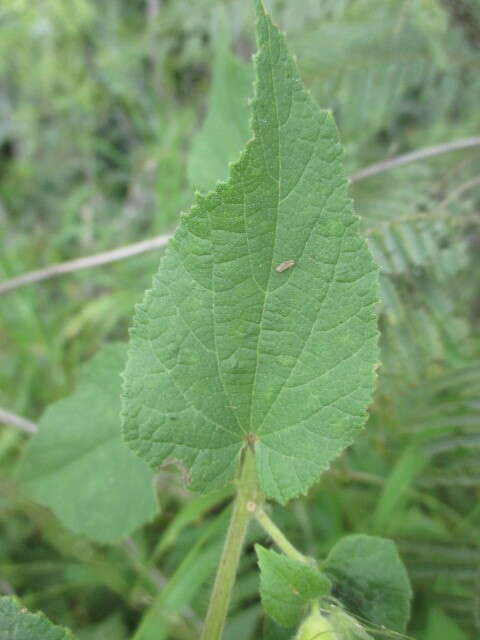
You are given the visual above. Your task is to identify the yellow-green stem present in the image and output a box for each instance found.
[200,446,257,640]
[253,505,310,565]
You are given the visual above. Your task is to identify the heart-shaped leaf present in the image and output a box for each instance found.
[122,0,378,504]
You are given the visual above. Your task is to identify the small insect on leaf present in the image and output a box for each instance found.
[275,259,296,273]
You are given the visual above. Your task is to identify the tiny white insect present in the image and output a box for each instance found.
[275,259,296,273]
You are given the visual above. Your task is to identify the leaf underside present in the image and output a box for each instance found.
[122,0,378,504]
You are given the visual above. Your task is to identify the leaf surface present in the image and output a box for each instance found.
[18,344,157,544]
[122,0,378,503]
[0,597,76,640]
[323,534,412,633]
[256,545,331,627]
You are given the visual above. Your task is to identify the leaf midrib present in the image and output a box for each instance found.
[248,19,282,435]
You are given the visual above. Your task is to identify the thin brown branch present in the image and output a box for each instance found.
[350,136,480,183]
[1,136,479,296]
[0,408,38,434]
[0,234,171,295]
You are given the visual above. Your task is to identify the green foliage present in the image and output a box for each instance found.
[372,448,426,534]
[0,596,76,640]
[422,607,469,640]
[122,0,378,504]
[323,535,412,633]
[187,9,252,193]
[17,344,157,543]
[76,614,127,640]
[131,508,227,640]
[1,0,480,638]
[256,545,331,627]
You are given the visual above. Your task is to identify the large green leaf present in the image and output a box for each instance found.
[122,0,378,504]
[0,597,76,640]
[18,344,157,544]
[256,544,331,627]
[323,534,412,633]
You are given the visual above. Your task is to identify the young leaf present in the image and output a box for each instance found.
[256,544,331,627]
[18,344,157,544]
[0,596,76,640]
[122,0,378,504]
[323,534,412,633]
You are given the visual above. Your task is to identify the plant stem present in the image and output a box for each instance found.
[251,504,310,565]
[200,446,257,640]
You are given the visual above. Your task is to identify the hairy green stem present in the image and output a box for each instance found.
[251,504,310,565]
[200,446,257,640]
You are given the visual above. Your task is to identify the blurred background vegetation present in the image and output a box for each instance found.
[1,0,479,638]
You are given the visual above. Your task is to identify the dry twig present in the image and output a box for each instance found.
[0,408,38,434]
[0,234,170,295]
[1,136,479,296]
[350,136,480,182]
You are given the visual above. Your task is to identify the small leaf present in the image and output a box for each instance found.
[0,596,76,640]
[122,0,378,503]
[323,534,412,633]
[18,344,157,544]
[256,545,331,627]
